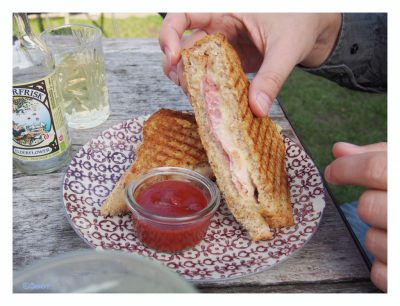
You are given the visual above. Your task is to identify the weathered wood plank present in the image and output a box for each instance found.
[13,38,372,292]
[198,280,380,293]
[13,171,370,286]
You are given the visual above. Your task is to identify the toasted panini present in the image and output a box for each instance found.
[182,33,293,240]
[101,109,211,217]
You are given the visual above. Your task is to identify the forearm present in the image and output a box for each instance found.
[301,13,387,93]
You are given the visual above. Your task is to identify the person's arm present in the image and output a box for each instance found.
[301,13,387,93]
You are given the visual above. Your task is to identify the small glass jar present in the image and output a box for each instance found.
[125,167,220,252]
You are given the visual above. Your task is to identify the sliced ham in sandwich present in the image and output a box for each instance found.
[182,33,294,240]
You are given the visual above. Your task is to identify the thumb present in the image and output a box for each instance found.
[248,41,297,117]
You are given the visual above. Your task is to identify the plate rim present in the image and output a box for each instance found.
[62,115,327,283]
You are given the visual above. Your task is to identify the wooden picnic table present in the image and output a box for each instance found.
[13,38,379,293]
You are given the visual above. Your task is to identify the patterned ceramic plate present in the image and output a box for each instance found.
[63,116,326,282]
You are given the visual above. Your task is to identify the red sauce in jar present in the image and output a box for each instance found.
[132,180,211,252]
[136,180,208,217]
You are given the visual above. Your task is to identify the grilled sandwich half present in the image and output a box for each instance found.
[101,108,211,217]
[182,33,294,240]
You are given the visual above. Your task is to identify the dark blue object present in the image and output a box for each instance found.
[340,201,375,264]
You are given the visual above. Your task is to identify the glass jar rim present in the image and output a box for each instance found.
[40,24,102,48]
[125,167,220,224]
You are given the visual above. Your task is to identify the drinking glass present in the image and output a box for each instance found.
[40,24,110,129]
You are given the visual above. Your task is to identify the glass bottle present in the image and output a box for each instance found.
[13,13,71,174]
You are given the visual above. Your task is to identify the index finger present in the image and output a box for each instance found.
[159,13,213,66]
[332,142,387,159]
[325,151,387,190]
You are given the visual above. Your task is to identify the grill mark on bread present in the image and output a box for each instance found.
[100,108,210,217]
[238,86,248,116]
[235,78,287,214]
[234,74,242,91]
[182,33,294,239]
[151,125,205,152]
[145,138,203,162]
[253,119,262,149]
[143,115,206,160]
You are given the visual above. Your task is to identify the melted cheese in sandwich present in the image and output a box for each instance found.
[203,72,255,197]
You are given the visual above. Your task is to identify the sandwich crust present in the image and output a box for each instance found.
[182,33,293,240]
[100,109,210,217]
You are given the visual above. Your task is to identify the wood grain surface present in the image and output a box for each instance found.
[13,39,378,293]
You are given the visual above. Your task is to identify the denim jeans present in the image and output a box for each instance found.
[340,201,375,264]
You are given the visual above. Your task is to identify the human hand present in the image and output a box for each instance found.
[324,142,387,292]
[159,13,342,116]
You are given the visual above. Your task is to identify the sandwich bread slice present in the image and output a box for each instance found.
[182,33,294,240]
[101,108,211,216]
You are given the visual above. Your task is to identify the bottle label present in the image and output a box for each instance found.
[13,73,69,161]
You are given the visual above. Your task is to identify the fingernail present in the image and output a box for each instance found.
[324,165,331,181]
[255,92,271,116]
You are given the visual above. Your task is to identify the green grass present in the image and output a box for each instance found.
[26,15,387,204]
[29,15,163,38]
[279,68,387,204]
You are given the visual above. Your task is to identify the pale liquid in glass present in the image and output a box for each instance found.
[57,52,110,129]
